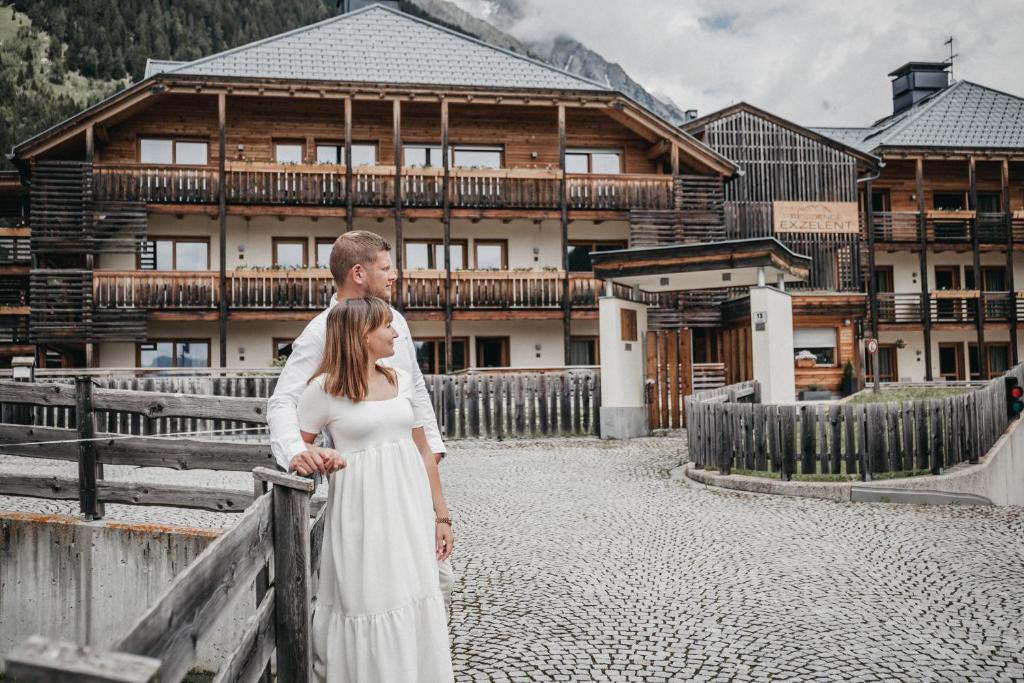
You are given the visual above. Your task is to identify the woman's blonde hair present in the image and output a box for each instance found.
[311,297,396,401]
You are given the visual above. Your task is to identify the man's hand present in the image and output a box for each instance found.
[289,443,346,476]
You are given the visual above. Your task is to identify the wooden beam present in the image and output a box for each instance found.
[1005,159,1018,365]
[270,479,314,681]
[559,104,571,365]
[393,98,404,312]
[646,139,670,161]
[5,636,161,683]
[442,99,453,374]
[671,143,680,176]
[969,155,986,379]
[218,93,228,368]
[917,157,933,381]
[345,96,353,233]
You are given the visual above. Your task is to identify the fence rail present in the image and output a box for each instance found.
[686,367,1020,480]
[6,468,321,683]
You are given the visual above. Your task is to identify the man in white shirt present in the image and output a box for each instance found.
[267,230,453,609]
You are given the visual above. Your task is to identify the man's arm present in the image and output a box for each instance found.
[394,314,446,455]
[267,319,328,471]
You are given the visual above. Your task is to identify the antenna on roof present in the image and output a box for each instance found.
[944,36,959,81]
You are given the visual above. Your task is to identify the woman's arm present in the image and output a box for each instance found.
[413,426,453,561]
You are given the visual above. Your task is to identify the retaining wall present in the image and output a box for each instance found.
[0,512,252,673]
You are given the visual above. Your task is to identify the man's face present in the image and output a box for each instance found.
[359,250,396,300]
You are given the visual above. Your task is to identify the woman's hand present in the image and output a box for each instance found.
[436,522,454,561]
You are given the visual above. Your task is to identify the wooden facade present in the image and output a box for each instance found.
[12,58,740,369]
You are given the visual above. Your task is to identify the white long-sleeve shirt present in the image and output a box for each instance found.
[267,299,445,471]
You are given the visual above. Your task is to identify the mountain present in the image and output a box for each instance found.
[407,0,689,124]
[1,0,685,169]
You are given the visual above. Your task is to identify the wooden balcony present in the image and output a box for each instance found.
[91,163,673,212]
[92,269,613,315]
[874,290,1018,326]
[868,211,1024,246]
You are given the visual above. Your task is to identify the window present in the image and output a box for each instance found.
[870,189,891,213]
[569,337,599,365]
[964,266,1007,292]
[566,149,622,174]
[977,192,1002,213]
[138,340,210,368]
[867,344,898,383]
[567,240,627,272]
[793,327,837,366]
[273,238,308,268]
[933,192,967,211]
[272,338,293,361]
[474,240,507,270]
[475,337,509,368]
[414,338,469,374]
[315,238,335,269]
[969,342,1011,380]
[938,343,965,381]
[275,142,304,165]
[453,146,502,169]
[139,138,208,165]
[316,143,377,166]
[405,145,444,169]
[140,237,210,270]
[405,240,467,270]
[404,144,503,169]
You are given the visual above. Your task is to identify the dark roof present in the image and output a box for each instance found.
[165,4,608,92]
[888,61,950,78]
[812,80,1024,153]
[682,101,880,168]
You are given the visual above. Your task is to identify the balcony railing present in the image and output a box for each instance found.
[92,270,612,312]
[874,290,1017,324]
[91,163,673,211]
[869,211,1024,245]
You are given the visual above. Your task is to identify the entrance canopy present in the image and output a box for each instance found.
[590,237,811,293]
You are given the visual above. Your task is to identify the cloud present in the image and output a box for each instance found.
[448,0,1024,127]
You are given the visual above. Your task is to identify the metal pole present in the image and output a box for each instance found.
[864,179,880,393]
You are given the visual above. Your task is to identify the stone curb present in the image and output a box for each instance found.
[681,463,994,506]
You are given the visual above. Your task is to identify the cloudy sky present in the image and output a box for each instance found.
[449,0,1024,127]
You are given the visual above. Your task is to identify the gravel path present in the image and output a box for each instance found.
[3,436,1023,681]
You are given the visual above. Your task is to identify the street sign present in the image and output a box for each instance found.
[866,339,879,354]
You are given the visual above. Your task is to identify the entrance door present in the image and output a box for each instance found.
[938,342,965,381]
[867,344,898,383]
[934,266,961,322]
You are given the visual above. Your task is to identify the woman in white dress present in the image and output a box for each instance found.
[298,296,455,682]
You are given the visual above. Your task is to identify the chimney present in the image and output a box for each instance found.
[888,62,950,115]
[684,109,698,122]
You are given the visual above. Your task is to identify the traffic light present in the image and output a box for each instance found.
[1006,377,1024,420]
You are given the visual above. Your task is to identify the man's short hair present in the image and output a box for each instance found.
[329,231,392,284]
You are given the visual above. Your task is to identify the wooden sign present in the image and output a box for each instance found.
[773,201,859,234]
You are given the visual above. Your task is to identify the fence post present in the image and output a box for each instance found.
[254,477,273,683]
[254,468,315,683]
[76,376,104,520]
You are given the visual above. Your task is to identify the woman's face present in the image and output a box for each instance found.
[366,318,399,360]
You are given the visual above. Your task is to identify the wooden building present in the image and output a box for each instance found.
[680,103,879,392]
[816,62,1024,383]
[7,5,737,372]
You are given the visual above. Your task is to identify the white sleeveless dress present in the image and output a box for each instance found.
[298,367,454,683]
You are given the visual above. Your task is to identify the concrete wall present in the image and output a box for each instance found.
[0,513,251,674]
[598,296,647,438]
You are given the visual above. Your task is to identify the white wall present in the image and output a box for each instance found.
[750,285,795,403]
[598,297,646,408]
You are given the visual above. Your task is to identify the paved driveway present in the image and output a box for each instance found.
[3,436,1023,681]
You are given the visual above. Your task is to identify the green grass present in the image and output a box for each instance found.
[847,387,971,405]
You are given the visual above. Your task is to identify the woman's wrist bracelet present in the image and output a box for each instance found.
[436,517,452,527]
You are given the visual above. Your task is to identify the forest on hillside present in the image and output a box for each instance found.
[0,0,336,168]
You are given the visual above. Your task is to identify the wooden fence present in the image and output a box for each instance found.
[0,368,600,440]
[6,467,324,683]
[685,367,1021,480]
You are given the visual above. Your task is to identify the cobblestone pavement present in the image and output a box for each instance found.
[4,437,1024,681]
